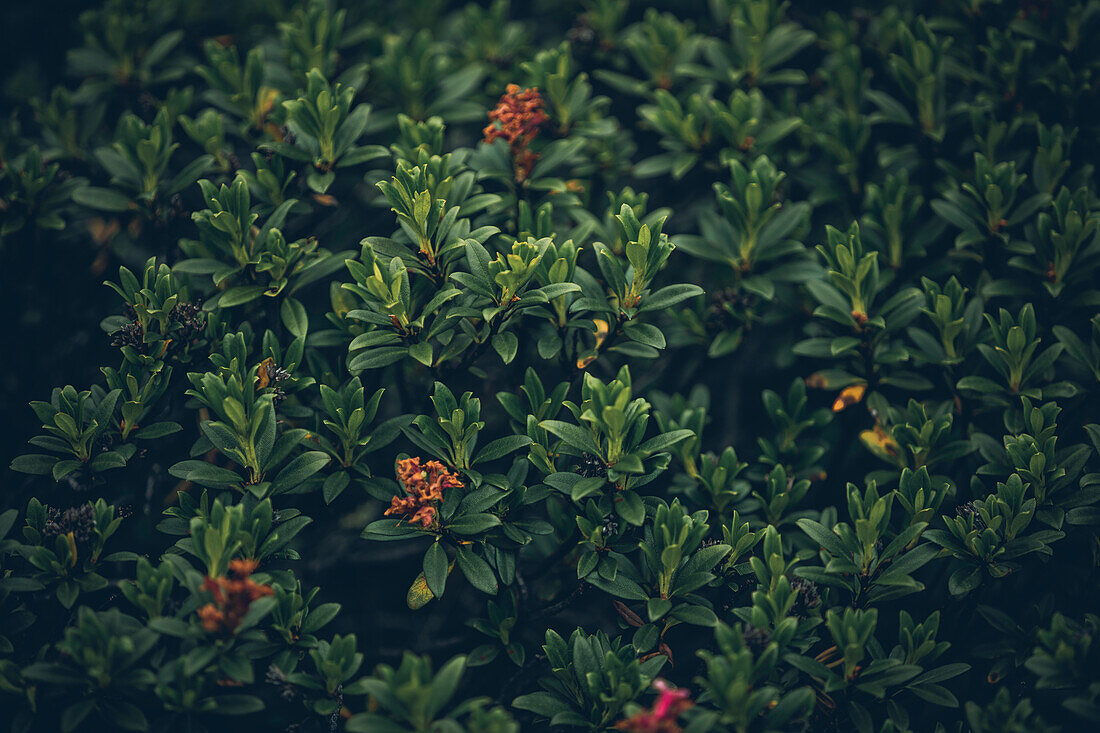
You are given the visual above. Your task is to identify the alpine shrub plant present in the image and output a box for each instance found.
[2,0,1099,731]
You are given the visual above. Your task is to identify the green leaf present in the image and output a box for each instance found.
[56,581,79,609]
[301,602,342,634]
[638,429,695,455]
[513,692,573,718]
[322,471,350,504]
[647,598,672,621]
[11,454,57,474]
[362,518,420,541]
[639,284,704,312]
[280,297,309,339]
[956,376,1003,394]
[473,435,533,465]
[349,346,408,371]
[169,460,242,487]
[948,566,982,596]
[615,491,645,526]
[209,695,266,715]
[423,541,449,598]
[670,604,718,627]
[586,571,647,600]
[271,451,330,492]
[570,476,606,501]
[72,186,132,212]
[447,513,502,535]
[408,341,433,367]
[427,655,466,715]
[537,283,580,300]
[134,421,183,439]
[622,321,666,349]
[218,286,265,308]
[611,454,644,474]
[910,663,970,686]
[89,451,127,472]
[909,683,959,707]
[53,460,82,481]
[796,518,849,557]
[492,332,519,364]
[1067,507,1100,526]
[539,420,602,456]
[455,546,497,594]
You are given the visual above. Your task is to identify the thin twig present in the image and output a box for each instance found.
[528,529,579,580]
[528,582,586,622]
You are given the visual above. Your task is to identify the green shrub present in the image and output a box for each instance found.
[2,0,1099,731]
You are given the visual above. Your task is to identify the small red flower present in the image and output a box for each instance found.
[198,558,274,634]
[615,679,693,733]
[384,457,464,528]
[483,84,548,183]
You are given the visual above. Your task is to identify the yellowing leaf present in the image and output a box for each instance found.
[593,318,610,347]
[407,571,434,609]
[860,425,902,465]
[406,561,455,610]
[832,384,867,412]
[576,319,611,370]
[256,357,276,389]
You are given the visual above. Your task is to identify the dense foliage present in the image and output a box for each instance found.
[2,0,1100,731]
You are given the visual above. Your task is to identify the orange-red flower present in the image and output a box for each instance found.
[483,84,547,146]
[483,84,548,183]
[615,680,693,733]
[197,558,274,634]
[384,457,464,529]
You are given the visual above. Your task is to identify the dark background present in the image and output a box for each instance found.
[2,0,113,480]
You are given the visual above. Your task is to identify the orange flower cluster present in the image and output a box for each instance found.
[384,457,464,528]
[615,680,693,733]
[483,84,548,183]
[197,558,274,634]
